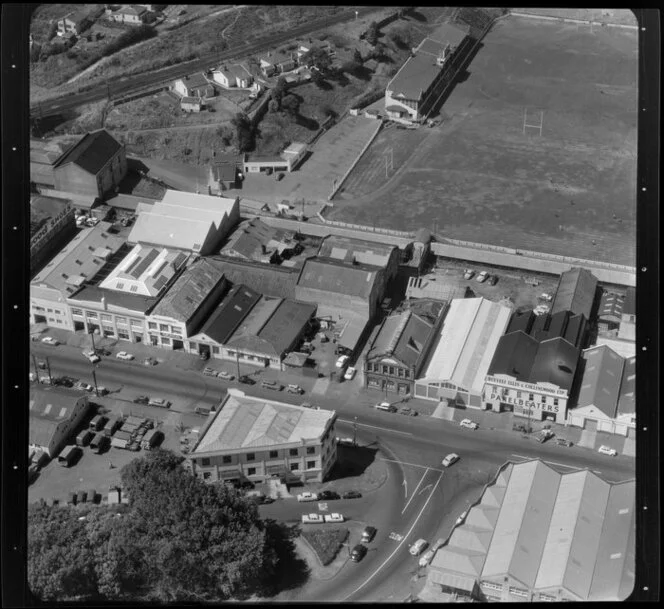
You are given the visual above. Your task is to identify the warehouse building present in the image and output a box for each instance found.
[597,290,625,331]
[617,286,635,342]
[206,256,299,299]
[30,195,77,276]
[550,266,598,320]
[414,298,511,407]
[29,386,90,458]
[425,459,635,602]
[567,345,636,436]
[219,217,301,264]
[317,234,400,282]
[189,389,337,485]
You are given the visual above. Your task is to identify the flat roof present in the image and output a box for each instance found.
[68,284,157,313]
[318,234,396,268]
[423,298,511,393]
[192,390,335,453]
[315,303,370,352]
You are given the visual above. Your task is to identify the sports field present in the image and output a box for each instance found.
[330,16,638,267]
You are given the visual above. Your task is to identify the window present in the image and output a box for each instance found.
[222,455,232,464]
[246,453,255,461]
[148,322,157,330]
[541,396,547,404]
[118,330,130,339]
[100,314,112,322]
[130,285,138,293]
[382,365,389,374]
[397,368,404,377]
[48,317,55,322]
[404,370,410,379]
[116,281,125,290]
[159,324,169,332]
[130,319,142,328]
[212,346,219,354]
[201,458,210,466]
[54,309,62,315]
[71,308,83,316]
[47,308,53,313]
[269,450,278,458]
[289,448,298,457]
[247,467,256,476]
[161,337,171,345]
[171,326,182,335]
[540,594,556,602]
[86,311,98,318]
[553,398,559,406]
[203,472,211,480]
[306,447,315,455]
[116,316,127,325]
[481,582,502,591]
[56,319,63,324]
[290,463,299,471]
[306,460,316,469]
[529,393,534,401]
[33,306,45,312]
[389,366,395,375]
[509,587,528,599]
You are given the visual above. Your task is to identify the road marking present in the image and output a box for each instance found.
[344,469,444,601]
[402,479,407,498]
[401,469,429,515]
[419,483,433,496]
[338,419,413,436]
[379,457,443,473]
[511,454,583,470]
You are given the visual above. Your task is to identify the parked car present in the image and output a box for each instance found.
[133,395,150,405]
[342,490,362,499]
[598,445,618,456]
[324,513,345,523]
[487,275,499,286]
[143,357,157,366]
[455,510,468,526]
[82,350,101,364]
[203,367,217,377]
[53,376,74,388]
[539,292,553,302]
[361,526,377,543]
[199,351,210,361]
[459,418,478,430]
[296,491,319,502]
[398,406,418,416]
[41,336,60,346]
[409,539,429,556]
[148,398,171,409]
[116,351,134,360]
[318,490,340,500]
[287,384,304,394]
[261,380,283,391]
[535,429,554,443]
[344,366,357,381]
[475,271,489,283]
[217,371,235,381]
[74,381,94,392]
[301,513,324,524]
[239,375,256,385]
[95,348,111,356]
[442,453,459,467]
[335,355,350,369]
[195,406,212,416]
[350,544,367,562]
[375,402,396,413]
[463,269,475,280]
[555,438,573,447]
[419,549,435,567]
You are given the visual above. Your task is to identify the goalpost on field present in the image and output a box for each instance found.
[523,108,544,136]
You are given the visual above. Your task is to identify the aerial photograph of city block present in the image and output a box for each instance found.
[27,5,639,603]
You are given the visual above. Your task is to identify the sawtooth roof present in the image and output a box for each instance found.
[53,130,122,176]
[598,291,625,321]
[616,356,635,416]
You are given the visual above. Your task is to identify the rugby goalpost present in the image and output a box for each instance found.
[523,108,544,136]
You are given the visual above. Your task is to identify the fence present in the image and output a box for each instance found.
[317,205,414,238]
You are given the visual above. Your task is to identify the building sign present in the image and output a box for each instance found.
[487,393,560,414]
[485,375,567,398]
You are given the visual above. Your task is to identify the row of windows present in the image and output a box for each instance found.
[201,446,317,466]
[508,587,529,598]
[366,362,411,378]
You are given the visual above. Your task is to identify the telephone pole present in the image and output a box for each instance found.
[46,357,53,385]
[92,368,100,398]
[32,354,40,381]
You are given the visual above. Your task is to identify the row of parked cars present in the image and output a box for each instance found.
[296,490,362,502]
[463,269,499,286]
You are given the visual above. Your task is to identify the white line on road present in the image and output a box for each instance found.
[344,469,445,601]
[419,483,434,496]
[379,457,443,473]
[338,420,413,436]
[401,469,429,515]
[402,479,407,498]
[511,454,584,470]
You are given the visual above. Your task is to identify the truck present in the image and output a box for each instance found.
[57,445,80,467]
[90,432,109,454]
[141,429,162,450]
[89,415,107,432]
[76,429,94,447]
[110,437,129,450]
[103,415,123,437]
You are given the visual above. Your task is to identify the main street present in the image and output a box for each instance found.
[30,6,382,118]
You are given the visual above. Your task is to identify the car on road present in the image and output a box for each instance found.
[409,539,429,556]
[535,429,554,443]
[459,418,478,430]
[475,271,489,283]
[398,406,418,416]
[318,490,340,500]
[487,274,499,286]
[375,401,396,413]
[555,438,573,447]
[239,375,255,385]
[116,351,134,360]
[74,381,94,392]
[362,526,377,543]
[53,376,75,388]
[82,350,101,364]
[148,398,171,409]
[203,367,217,377]
[432,538,446,552]
[287,384,304,394]
[455,510,468,526]
[598,445,618,456]
[342,490,362,499]
[133,395,149,405]
[41,336,60,346]
[442,453,460,467]
[261,380,283,391]
[296,491,319,502]
[419,549,435,567]
[463,269,475,280]
[350,544,368,562]
[217,371,235,381]
[301,513,324,524]
[335,355,350,369]
[143,357,157,366]
[95,348,112,356]
[344,366,357,381]
[324,513,344,523]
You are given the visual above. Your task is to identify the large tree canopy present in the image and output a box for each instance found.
[28,450,279,602]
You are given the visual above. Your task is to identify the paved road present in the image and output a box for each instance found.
[30,7,382,117]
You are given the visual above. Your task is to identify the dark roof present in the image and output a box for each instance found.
[68,285,158,313]
[563,313,586,348]
[528,337,580,393]
[387,53,443,102]
[616,356,635,416]
[317,235,397,268]
[506,310,534,335]
[30,196,72,238]
[547,310,570,339]
[220,218,296,262]
[550,267,598,319]
[531,313,550,342]
[180,73,212,89]
[199,284,261,344]
[210,163,237,182]
[488,331,538,380]
[53,130,123,176]
[623,287,635,317]
[181,96,203,105]
[257,299,317,355]
[207,256,298,299]
[576,345,624,417]
[368,310,435,369]
[297,257,379,300]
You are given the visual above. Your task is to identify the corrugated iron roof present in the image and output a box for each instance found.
[206,256,298,299]
[198,284,261,344]
[318,234,396,268]
[576,345,624,417]
[616,356,635,416]
[297,257,378,300]
[623,287,635,316]
[551,267,598,319]
[53,129,122,176]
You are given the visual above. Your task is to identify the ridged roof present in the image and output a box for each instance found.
[53,130,122,176]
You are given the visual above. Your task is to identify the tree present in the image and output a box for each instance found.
[280,94,300,116]
[300,47,332,73]
[366,21,379,46]
[268,99,279,113]
[231,112,255,153]
[352,48,363,64]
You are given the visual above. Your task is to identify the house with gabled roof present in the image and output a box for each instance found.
[108,5,149,25]
[173,73,215,98]
[52,129,127,199]
[57,9,92,36]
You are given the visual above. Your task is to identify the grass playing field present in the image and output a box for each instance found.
[330,16,638,267]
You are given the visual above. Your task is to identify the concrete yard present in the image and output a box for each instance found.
[329,16,637,267]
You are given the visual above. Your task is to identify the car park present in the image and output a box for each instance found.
[287,384,304,394]
[361,526,377,543]
[475,271,489,283]
[148,398,171,408]
[116,351,134,360]
[301,513,324,524]
[598,445,618,456]
[463,269,475,280]
[409,539,428,556]
[335,355,350,369]
[442,453,460,467]
[296,491,319,502]
[261,380,283,391]
[217,371,236,381]
[459,418,478,430]
[41,336,60,346]
[342,490,362,499]
[324,513,345,523]
[350,544,367,562]
[344,366,357,381]
[487,275,499,286]
[419,549,435,567]
[82,350,101,364]
[318,490,340,500]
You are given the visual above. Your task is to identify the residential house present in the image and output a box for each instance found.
[189,389,337,485]
[180,96,204,112]
[208,154,243,193]
[52,129,127,199]
[108,5,148,24]
[29,387,90,458]
[212,64,253,88]
[173,73,215,99]
[30,195,77,276]
[57,10,91,36]
[259,50,297,76]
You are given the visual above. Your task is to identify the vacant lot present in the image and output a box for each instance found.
[329,17,637,266]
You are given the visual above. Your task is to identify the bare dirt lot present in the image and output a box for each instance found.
[330,17,637,267]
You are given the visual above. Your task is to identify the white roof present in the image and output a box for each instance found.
[160,189,237,215]
[128,213,214,252]
[421,298,511,392]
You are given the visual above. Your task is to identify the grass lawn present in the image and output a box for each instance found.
[301,527,349,566]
